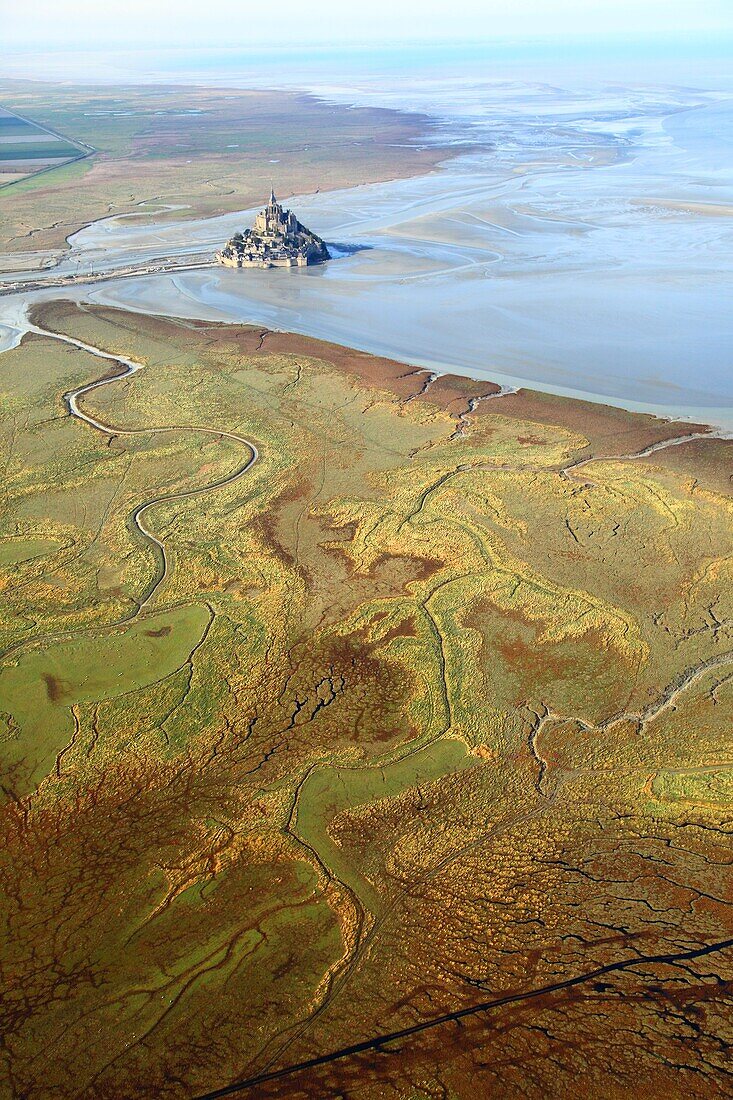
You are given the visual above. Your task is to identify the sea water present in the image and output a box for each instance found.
[2,45,732,424]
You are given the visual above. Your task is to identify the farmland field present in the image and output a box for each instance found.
[0,106,86,184]
[0,142,82,161]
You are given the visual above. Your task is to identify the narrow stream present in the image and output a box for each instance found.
[0,315,259,660]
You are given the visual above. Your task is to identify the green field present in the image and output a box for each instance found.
[0,106,84,185]
[0,604,210,798]
[296,738,474,915]
[0,142,81,160]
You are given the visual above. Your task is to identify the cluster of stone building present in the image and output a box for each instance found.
[217,190,330,269]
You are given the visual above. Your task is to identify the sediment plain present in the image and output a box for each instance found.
[0,81,452,265]
[1,300,731,1097]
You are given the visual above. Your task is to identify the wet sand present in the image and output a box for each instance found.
[1,79,731,427]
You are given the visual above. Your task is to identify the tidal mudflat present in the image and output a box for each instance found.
[25,79,725,427]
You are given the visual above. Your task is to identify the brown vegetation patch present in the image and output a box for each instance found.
[381,614,420,644]
[495,634,573,680]
[255,331,440,403]
[517,434,547,446]
[419,373,501,412]
[641,435,733,495]
[497,387,710,456]
[42,673,66,702]
[279,630,418,748]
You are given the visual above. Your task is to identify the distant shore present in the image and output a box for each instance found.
[0,80,470,264]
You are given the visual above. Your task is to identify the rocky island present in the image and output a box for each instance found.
[217,190,330,269]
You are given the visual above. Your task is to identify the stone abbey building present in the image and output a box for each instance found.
[217,190,330,269]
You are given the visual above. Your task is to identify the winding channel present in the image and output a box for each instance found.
[1,319,259,659]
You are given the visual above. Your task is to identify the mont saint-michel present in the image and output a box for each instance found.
[2,38,733,1100]
[217,190,330,269]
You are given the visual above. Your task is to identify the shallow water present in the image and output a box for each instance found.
[3,77,733,426]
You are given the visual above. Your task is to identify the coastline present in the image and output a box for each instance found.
[0,81,471,263]
[31,299,730,481]
[2,75,731,433]
[81,274,733,434]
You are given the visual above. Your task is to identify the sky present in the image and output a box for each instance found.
[6,0,733,51]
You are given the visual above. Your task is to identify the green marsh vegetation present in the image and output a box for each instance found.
[1,301,731,1098]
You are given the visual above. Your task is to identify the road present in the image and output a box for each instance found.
[0,255,217,297]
